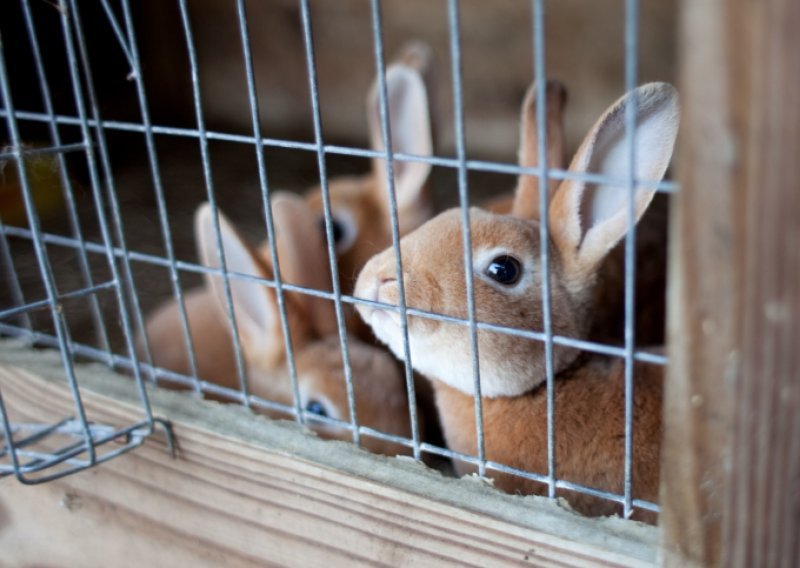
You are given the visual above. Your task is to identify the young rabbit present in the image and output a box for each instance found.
[354,83,679,520]
[140,45,435,383]
[139,42,433,372]
[193,194,413,456]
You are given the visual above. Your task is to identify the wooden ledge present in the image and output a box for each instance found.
[0,340,658,567]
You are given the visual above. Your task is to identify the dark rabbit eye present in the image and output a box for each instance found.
[319,212,356,254]
[485,255,522,285]
[319,217,345,244]
[305,400,328,418]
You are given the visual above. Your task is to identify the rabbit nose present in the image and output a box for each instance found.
[376,276,399,305]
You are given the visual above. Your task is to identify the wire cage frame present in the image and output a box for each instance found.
[0,0,176,484]
[0,0,675,520]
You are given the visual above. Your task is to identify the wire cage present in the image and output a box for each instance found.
[3,0,799,565]
[1,0,670,510]
[0,0,174,483]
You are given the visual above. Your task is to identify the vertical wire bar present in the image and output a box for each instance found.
[298,0,358,438]
[532,0,557,499]
[0,22,98,467]
[63,0,154,425]
[65,0,149,373]
[622,0,640,519]
[234,0,303,418]
[447,0,486,477]
[0,216,32,331]
[175,0,251,407]
[368,0,421,460]
[96,0,135,68]
[20,0,112,360]
[0,389,23,478]
[118,0,202,391]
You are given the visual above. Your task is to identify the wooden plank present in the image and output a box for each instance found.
[662,0,800,565]
[0,342,657,567]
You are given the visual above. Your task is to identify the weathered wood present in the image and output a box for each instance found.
[0,343,657,567]
[662,0,800,565]
[134,0,676,158]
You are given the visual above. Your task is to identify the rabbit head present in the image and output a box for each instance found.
[197,193,412,455]
[355,83,679,397]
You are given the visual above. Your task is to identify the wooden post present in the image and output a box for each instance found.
[661,0,800,565]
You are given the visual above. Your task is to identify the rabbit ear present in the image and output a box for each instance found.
[394,41,439,145]
[549,83,679,279]
[512,81,568,220]
[195,203,286,363]
[270,192,338,336]
[368,64,433,233]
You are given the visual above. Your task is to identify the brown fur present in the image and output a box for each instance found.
[432,358,663,523]
[154,196,413,457]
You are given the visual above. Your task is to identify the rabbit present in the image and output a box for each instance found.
[192,193,413,456]
[140,42,435,383]
[353,83,679,520]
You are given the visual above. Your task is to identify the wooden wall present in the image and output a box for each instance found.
[660,0,800,565]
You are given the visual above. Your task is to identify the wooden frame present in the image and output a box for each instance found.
[2,0,799,565]
[660,0,800,565]
[0,342,656,567]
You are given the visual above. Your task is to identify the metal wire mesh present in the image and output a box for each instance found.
[0,0,670,517]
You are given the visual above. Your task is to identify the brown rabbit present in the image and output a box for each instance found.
[140,45,435,383]
[354,83,679,520]
[192,194,413,456]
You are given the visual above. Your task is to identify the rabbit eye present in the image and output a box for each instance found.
[319,212,356,255]
[318,217,344,243]
[330,218,345,244]
[305,399,328,418]
[485,255,522,286]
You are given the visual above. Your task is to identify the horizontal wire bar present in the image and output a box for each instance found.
[0,280,117,320]
[0,142,88,161]
[0,108,679,193]
[1,225,667,365]
[0,419,74,457]
[416,440,660,514]
[0,419,158,484]
[0,321,658,512]
[2,415,151,472]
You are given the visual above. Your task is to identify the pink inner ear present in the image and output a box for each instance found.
[579,90,678,237]
[223,239,273,338]
[370,66,432,212]
[551,83,678,273]
[198,207,276,348]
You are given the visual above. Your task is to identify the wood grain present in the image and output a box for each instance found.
[0,344,657,567]
[662,0,800,565]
